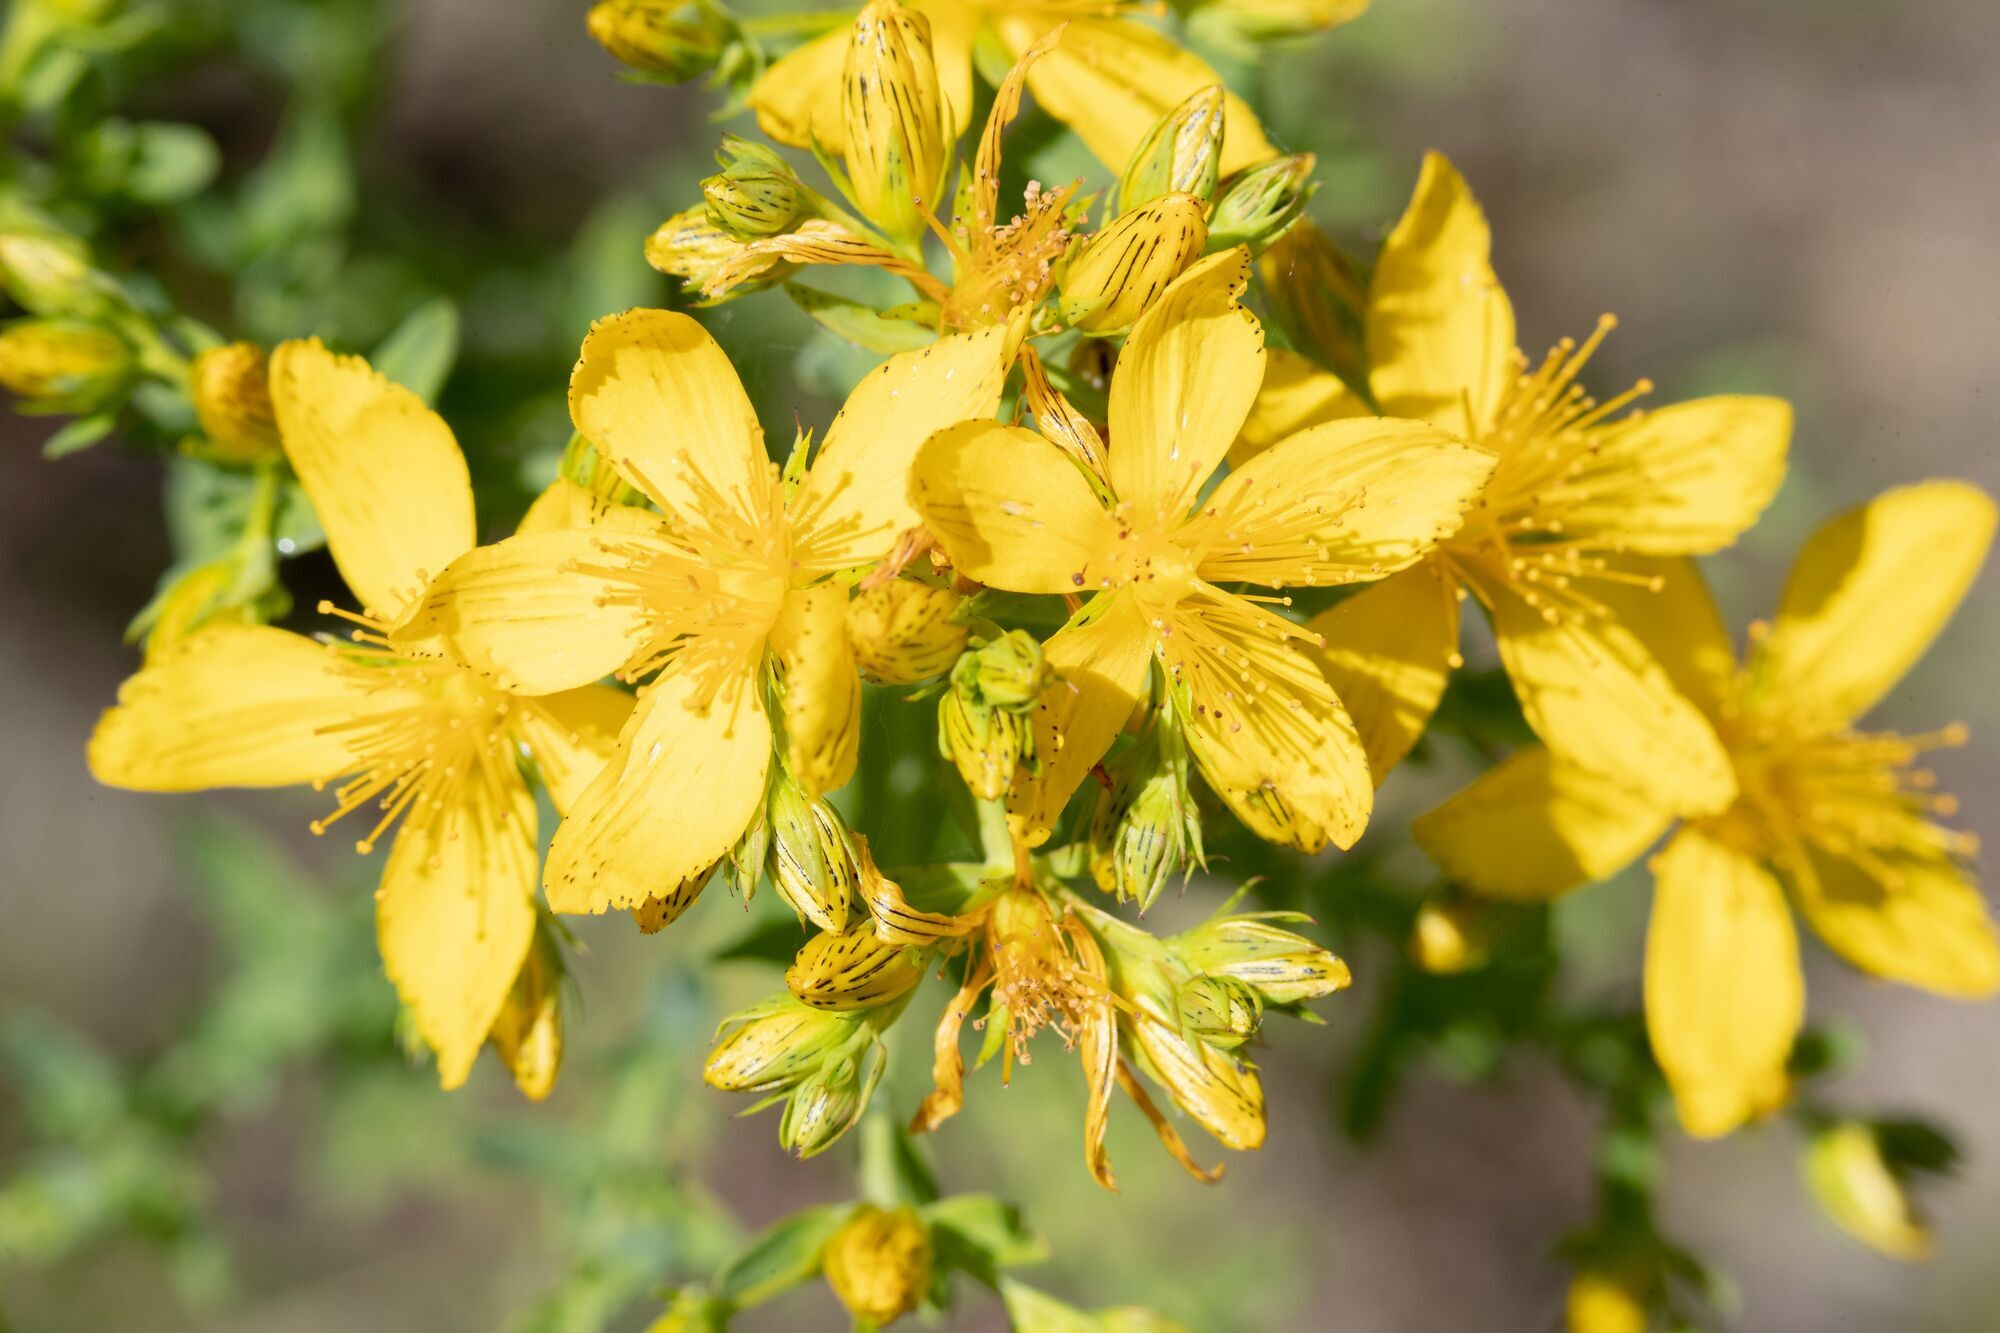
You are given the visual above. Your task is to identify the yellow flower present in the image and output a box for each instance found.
[748,2,1281,178]
[400,310,1011,917]
[1414,481,1999,1138]
[87,341,633,1092]
[911,249,1494,851]
[1241,153,1793,814]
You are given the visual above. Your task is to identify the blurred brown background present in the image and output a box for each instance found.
[4,0,1997,1328]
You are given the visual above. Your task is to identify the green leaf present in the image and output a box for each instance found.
[371,297,460,404]
[924,1194,1047,1281]
[122,122,222,204]
[40,413,115,458]
[788,285,936,355]
[714,1204,847,1307]
[0,1013,126,1143]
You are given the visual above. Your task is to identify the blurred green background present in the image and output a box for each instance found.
[3,0,1997,1328]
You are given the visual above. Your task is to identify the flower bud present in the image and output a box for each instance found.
[1206,152,1316,255]
[1058,194,1208,333]
[786,927,923,1011]
[823,1204,932,1326]
[0,318,130,412]
[1565,1267,1648,1333]
[1172,915,1350,1005]
[720,794,770,900]
[1803,1121,1932,1261]
[701,170,803,238]
[937,632,1050,801]
[1177,975,1262,1050]
[778,1043,882,1158]
[0,230,116,318]
[965,629,1052,708]
[1257,218,1367,391]
[841,1,949,246]
[767,773,858,933]
[488,928,564,1101]
[189,341,281,463]
[1409,897,1493,975]
[1088,732,1202,913]
[586,0,727,81]
[704,994,859,1093]
[645,204,795,296]
[1117,86,1225,213]
[845,580,966,684]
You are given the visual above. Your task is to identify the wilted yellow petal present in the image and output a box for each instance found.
[545,666,771,914]
[1308,566,1459,783]
[1105,248,1262,524]
[910,421,1120,594]
[1127,1000,1265,1150]
[1008,593,1156,841]
[89,625,372,791]
[1792,846,1999,999]
[1757,480,1996,732]
[269,339,476,618]
[790,323,1011,576]
[1645,828,1801,1139]
[1367,152,1516,440]
[514,684,634,817]
[1414,747,1674,899]
[771,583,862,796]
[1227,346,1363,469]
[377,775,539,1090]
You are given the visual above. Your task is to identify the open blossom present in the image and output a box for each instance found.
[911,248,1493,851]
[88,342,630,1094]
[1414,481,1998,1137]
[397,311,1010,919]
[1237,152,1793,815]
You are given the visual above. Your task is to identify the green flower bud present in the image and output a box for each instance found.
[823,1205,932,1325]
[1088,730,1202,913]
[0,229,118,318]
[1206,152,1317,255]
[645,203,796,297]
[587,0,728,81]
[1172,914,1350,1006]
[845,580,967,685]
[777,1041,883,1158]
[1177,975,1262,1050]
[767,773,859,932]
[189,341,280,463]
[1058,194,1208,333]
[0,318,130,412]
[1117,86,1225,213]
[937,633,1051,800]
[704,994,859,1093]
[702,170,803,239]
[965,628,1051,708]
[720,792,771,901]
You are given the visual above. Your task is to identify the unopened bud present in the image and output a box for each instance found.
[787,927,923,1011]
[702,170,803,238]
[1059,194,1208,333]
[1565,1267,1648,1333]
[1803,1122,1933,1261]
[645,204,796,296]
[0,318,130,411]
[778,1043,882,1158]
[488,928,564,1101]
[190,341,281,463]
[704,994,858,1093]
[845,580,967,684]
[1117,86,1225,213]
[720,795,771,900]
[823,1205,932,1326]
[1206,152,1316,255]
[1088,735,1201,912]
[842,1,949,245]
[937,633,1050,801]
[1177,975,1262,1050]
[0,230,117,318]
[965,628,1050,707]
[767,774,858,932]
[1409,897,1493,975]
[1173,914,1350,1005]
[587,0,727,81]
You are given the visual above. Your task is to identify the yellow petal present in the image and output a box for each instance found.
[269,339,475,618]
[1170,593,1372,853]
[515,477,661,537]
[910,420,1120,594]
[1413,746,1674,899]
[1192,416,1495,588]
[1591,555,1737,722]
[1757,480,1996,731]
[770,583,861,796]
[790,324,1011,576]
[1644,828,1802,1139]
[1366,152,1516,440]
[394,527,670,695]
[1792,846,1999,998]
[1226,346,1364,469]
[915,0,977,139]
[1003,16,1274,174]
[89,625,370,791]
[1007,593,1156,842]
[1127,1001,1265,1151]
[545,666,771,914]
[377,775,539,1090]
[514,684,635,816]
[568,309,771,526]
[1307,565,1458,783]
[747,24,848,149]
[1482,572,1736,816]
[1557,396,1791,554]
[1105,247,1262,524]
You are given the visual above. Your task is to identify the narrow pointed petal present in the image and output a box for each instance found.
[1756,480,1996,731]
[770,583,861,796]
[377,775,539,1090]
[270,339,476,618]
[1307,565,1459,783]
[89,625,372,791]
[545,666,772,914]
[910,421,1120,594]
[1558,396,1790,554]
[1793,846,1999,999]
[1105,248,1262,524]
[1227,347,1365,469]
[1414,747,1674,899]
[791,324,1011,576]
[568,309,770,524]
[1645,829,1802,1139]
[1366,152,1516,440]
[514,684,635,817]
